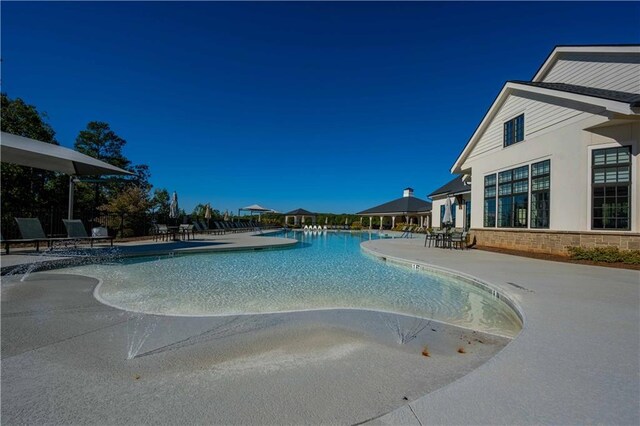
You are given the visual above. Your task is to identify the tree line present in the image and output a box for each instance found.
[1,93,173,237]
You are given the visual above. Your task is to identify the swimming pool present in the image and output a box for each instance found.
[60,231,522,337]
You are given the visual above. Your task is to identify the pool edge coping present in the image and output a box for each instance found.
[360,243,526,330]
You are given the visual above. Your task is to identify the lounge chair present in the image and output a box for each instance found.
[63,219,114,248]
[1,231,44,254]
[15,217,71,251]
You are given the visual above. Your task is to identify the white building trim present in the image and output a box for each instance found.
[451,82,639,175]
[532,45,640,82]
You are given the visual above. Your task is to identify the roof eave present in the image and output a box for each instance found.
[532,45,640,82]
[450,82,637,174]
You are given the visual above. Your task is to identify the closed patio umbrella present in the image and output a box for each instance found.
[169,192,179,221]
[223,210,229,221]
[442,196,453,227]
[205,204,212,227]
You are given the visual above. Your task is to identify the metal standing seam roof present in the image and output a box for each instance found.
[428,176,471,198]
[284,208,316,216]
[509,81,640,107]
[356,196,432,215]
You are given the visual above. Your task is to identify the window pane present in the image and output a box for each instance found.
[498,184,511,196]
[515,115,524,142]
[484,199,496,227]
[594,170,605,183]
[484,174,496,186]
[532,160,550,177]
[618,166,630,182]
[485,187,496,197]
[498,170,512,183]
[593,151,605,165]
[605,168,617,183]
[605,150,617,164]
[513,194,528,227]
[618,148,630,163]
[504,121,513,146]
[513,180,528,194]
[532,176,549,191]
[513,166,528,180]
[497,197,512,227]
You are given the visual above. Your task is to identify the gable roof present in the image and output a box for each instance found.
[285,208,315,216]
[451,80,639,174]
[532,45,640,83]
[356,196,431,215]
[511,81,640,107]
[428,176,471,198]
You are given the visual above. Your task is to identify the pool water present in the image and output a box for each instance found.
[60,230,522,337]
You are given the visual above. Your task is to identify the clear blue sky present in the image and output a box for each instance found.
[3,2,639,214]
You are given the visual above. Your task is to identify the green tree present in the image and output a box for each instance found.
[0,93,68,237]
[99,186,152,237]
[151,188,171,223]
[73,121,151,221]
[74,121,130,169]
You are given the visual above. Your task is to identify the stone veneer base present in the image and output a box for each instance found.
[469,228,640,256]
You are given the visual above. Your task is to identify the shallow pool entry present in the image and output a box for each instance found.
[58,230,522,337]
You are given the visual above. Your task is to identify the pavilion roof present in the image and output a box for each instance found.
[284,208,315,216]
[356,196,431,215]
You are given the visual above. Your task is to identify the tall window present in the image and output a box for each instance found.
[465,200,471,231]
[531,160,550,228]
[592,146,631,230]
[504,114,524,147]
[484,174,496,227]
[498,165,528,228]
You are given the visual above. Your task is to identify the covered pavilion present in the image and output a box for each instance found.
[356,188,432,229]
[284,208,316,226]
[238,204,273,222]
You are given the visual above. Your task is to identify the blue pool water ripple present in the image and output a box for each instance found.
[60,231,521,337]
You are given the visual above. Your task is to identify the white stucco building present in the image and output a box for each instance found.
[428,176,471,230]
[450,45,640,253]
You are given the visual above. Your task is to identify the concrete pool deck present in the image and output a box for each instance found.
[362,236,639,425]
[1,230,638,424]
[1,230,511,424]
[1,230,297,273]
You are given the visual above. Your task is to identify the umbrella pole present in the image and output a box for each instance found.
[68,176,75,220]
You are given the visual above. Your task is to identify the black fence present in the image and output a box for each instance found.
[0,207,153,239]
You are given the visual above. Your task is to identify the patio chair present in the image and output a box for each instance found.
[179,224,195,240]
[424,230,437,247]
[153,224,170,241]
[62,219,114,248]
[450,231,468,250]
[15,217,71,251]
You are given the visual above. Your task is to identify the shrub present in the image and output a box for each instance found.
[393,222,407,231]
[567,246,640,265]
[350,222,362,230]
